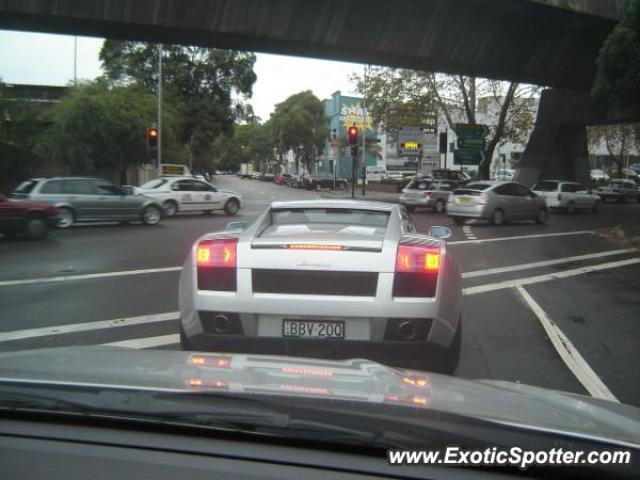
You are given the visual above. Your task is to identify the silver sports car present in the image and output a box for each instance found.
[179,200,462,372]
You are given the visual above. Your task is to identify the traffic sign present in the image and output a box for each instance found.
[454,123,488,166]
[398,127,425,157]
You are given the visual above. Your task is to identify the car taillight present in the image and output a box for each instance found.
[423,191,432,197]
[475,195,488,205]
[196,238,238,291]
[393,244,440,297]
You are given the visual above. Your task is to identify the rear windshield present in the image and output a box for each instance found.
[140,178,169,189]
[532,181,559,192]
[13,180,38,194]
[272,208,390,227]
[406,180,434,190]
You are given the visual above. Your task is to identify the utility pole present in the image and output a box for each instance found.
[362,64,368,196]
[73,36,78,86]
[157,44,163,172]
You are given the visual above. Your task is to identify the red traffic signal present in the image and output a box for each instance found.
[347,124,358,145]
[147,127,158,148]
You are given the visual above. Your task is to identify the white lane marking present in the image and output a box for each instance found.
[0,312,179,342]
[449,230,594,245]
[0,266,182,288]
[462,249,635,278]
[102,334,179,349]
[516,286,619,402]
[462,224,477,240]
[463,257,640,295]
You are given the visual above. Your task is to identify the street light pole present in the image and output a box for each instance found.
[362,64,368,196]
[73,36,78,86]
[157,44,163,172]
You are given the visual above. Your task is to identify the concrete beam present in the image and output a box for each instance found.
[0,0,620,91]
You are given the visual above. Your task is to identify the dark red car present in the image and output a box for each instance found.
[0,193,60,240]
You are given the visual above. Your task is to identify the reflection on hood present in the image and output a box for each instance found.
[0,347,639,447]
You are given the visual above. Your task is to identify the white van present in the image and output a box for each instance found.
[366,166,387,182]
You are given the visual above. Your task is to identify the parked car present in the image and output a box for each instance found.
[400,179,459,213]
[365,166,387,182]
[532,180,601,213]
[595,179,640,203]
[261,173,276,182]
[275,173,291,185]
[447,181,548,225]
[590,169,610,182]
[287,174,305,188]
[136,177,242,216]
[251,172,263,180]
[10,177,164,228]
[304,175,348,191]
[0,193,59,240]
[179,200,461,372]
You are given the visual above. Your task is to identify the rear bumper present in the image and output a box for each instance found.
[399,196,435,207]
[182,329,453,369]
[446,203,489,218]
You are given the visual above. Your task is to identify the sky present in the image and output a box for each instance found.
[0,30,362,121]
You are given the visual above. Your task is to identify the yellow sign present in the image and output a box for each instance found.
[402,142,420,150]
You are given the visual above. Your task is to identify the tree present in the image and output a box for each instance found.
[269,91,328,174]
[211,122,275,172]
[99,41,257,167]
[352,69,539,179]
[593,0,640,107]
[36,81,178,175]
[588,123,640,176]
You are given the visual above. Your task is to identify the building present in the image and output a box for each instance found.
[320,91,378,179]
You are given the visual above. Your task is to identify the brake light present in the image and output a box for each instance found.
[476,195,488,205]
[423,191,432,197]
[196,238,237,267]
[196,239,238,291]
[287,244,343,251]
[394,244,440,297]
[396,245,440,273]
[281,367,334,377]
[190,355,231,368]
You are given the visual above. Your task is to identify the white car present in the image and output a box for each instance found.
[590,169,610,182]
[532,180,601,213]
[136,177,242,216]
[178,200,462,373]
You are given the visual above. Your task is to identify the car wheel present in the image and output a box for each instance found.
[405,205,416,212]
[24,214,49,240]
[535,208,548,224]
[224,198,240,216]
[338,182,347,191]
[490,209,505,225]
[142,205,162,225]
[566,201,575,214]
[57,207,74,229]
[163,200,178,217]
[179,325,192,351]
[444,321,462,374]
[315,183,322,192]
[452,216,466,225]
[434,199,445,213]
[592,200,602,213]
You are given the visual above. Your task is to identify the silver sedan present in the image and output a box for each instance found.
[179,200,462,373]
[447,181,548,225]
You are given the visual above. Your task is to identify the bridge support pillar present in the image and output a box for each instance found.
[516,89,591,187]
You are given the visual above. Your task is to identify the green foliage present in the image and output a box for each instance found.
[211,122,274,172]
[269,90,328,173]
[594,0,640,106]
[36,81,178,174]
[100,41,257,164]
[588,123,640,175]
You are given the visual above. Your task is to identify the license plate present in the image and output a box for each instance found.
[458,197,471,203]
[282,319,345,339]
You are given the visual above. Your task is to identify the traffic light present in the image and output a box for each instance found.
[347,124,358,146]
[147,127,158,148]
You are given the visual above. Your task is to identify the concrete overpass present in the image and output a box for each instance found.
[0,0,628,183]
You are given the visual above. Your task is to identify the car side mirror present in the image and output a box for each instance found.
[429,226,451,240]
[226,221,248,232]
